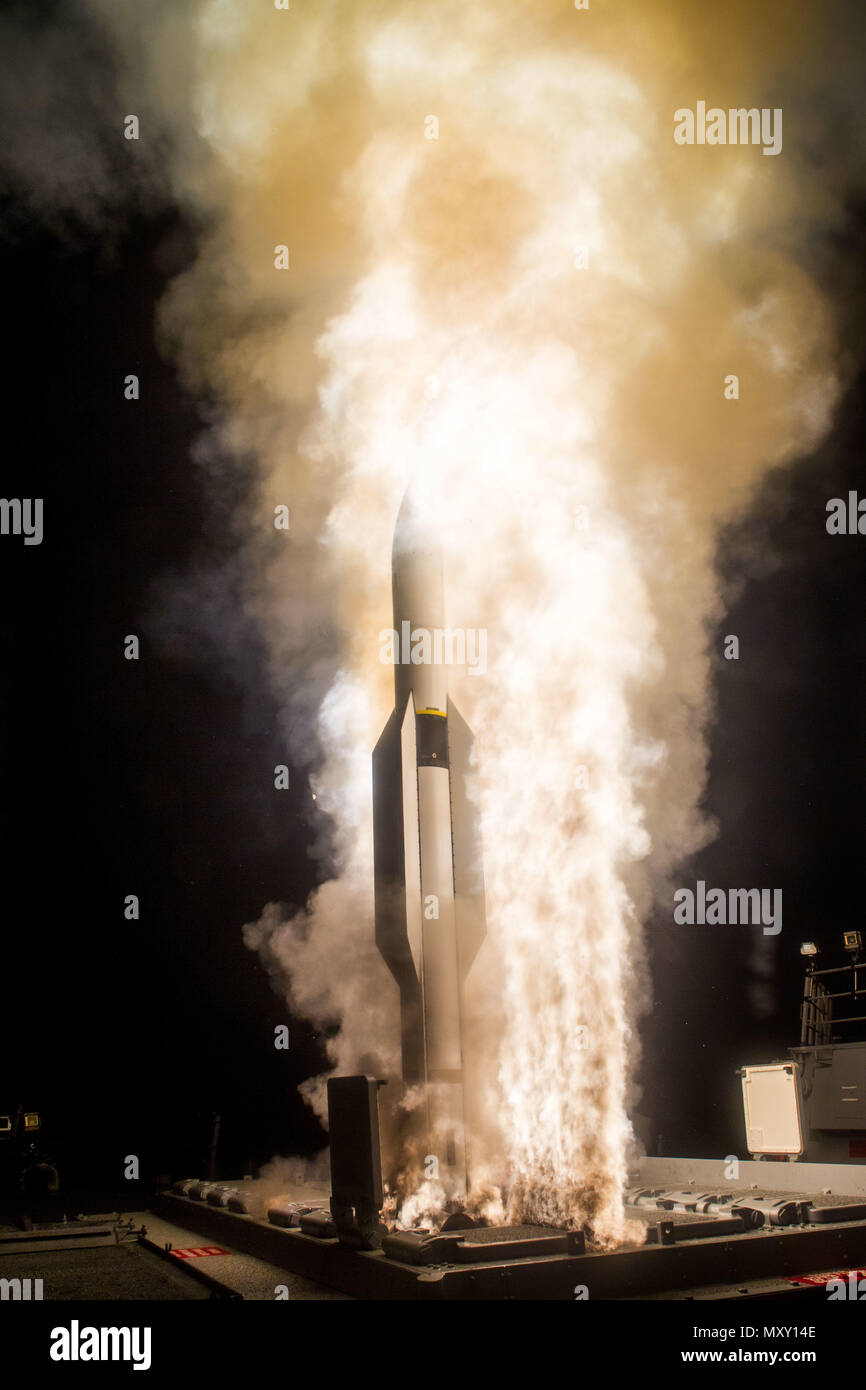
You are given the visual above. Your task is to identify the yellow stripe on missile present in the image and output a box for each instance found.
[416,707,446,717]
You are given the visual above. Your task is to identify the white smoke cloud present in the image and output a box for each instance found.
[5,0,860,1245]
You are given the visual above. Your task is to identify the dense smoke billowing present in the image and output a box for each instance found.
[5,0,864,1242]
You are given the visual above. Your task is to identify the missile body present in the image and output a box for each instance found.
[373,492,486,1195]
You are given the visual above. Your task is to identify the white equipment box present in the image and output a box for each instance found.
[741,1062,804,1157]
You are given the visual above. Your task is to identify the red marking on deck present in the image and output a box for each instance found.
[787,1269,866,1287]
[171,1246,228,1259]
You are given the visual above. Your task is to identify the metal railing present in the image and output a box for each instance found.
[800,962,866,1045]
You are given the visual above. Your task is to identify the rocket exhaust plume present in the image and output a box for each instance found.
[24,0,858,1243]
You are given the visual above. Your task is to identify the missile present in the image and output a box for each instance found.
[373,489,486,1196]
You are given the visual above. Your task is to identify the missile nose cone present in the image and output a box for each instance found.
[392,487,443,585]
[392,485,447,715]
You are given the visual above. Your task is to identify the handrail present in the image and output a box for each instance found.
[800,962,866,1045]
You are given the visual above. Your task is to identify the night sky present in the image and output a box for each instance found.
[0,208,332,1188]
[2,5,866,1196]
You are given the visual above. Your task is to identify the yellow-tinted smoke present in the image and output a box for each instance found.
[87,0,848,1243]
